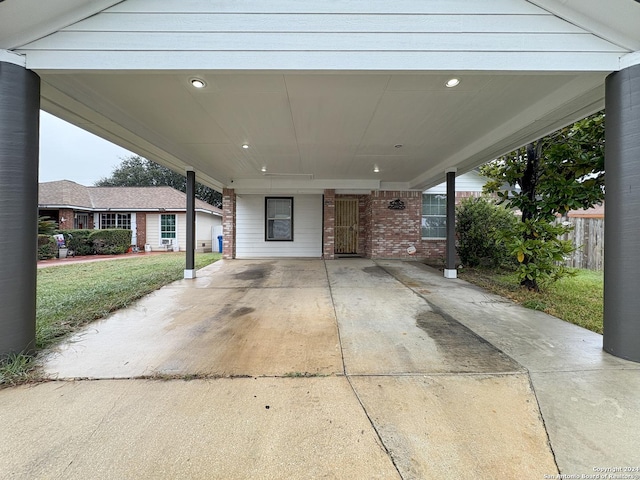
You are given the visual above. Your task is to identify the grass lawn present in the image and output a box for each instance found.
[1,252,220,386]
[459,268,603,334]
[36,252,221,349]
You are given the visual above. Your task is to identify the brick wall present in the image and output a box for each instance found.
[135,212,146,248]
[58,208,74,230]
[222,188,236,259]
[366,191,423,259]
[322,190,335,259]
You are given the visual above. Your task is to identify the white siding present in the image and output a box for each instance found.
[195,212,221,253]
[17,0,627,72]
[236,195,322,258]
[425,171,487,194]
[145,212,181,251]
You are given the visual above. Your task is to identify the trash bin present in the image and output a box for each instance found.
[217,235,223,253]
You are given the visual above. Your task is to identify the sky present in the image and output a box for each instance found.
[39,111,134,185]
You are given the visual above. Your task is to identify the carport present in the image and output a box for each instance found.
[1,0,640,363]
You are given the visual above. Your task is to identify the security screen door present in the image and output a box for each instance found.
[335,199,358,254]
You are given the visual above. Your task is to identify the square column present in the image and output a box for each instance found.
[184,168,196,279]
[323,189,336,259]
[444,169,457,279]
[222,188,236,259]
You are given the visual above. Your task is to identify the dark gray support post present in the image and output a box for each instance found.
[184,168,196,279]
[444,168,457,279]
[0,60,40,356]
[604,63,640,363]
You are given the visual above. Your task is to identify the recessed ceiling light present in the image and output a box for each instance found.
[373,165,380,173]
[242,144,250,149]
[445,78,460,88]
[261,166,267,172]
[190,78,206,89]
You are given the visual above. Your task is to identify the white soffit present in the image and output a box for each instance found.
[0,0,123,50]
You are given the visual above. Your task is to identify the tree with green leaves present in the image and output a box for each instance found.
[95,155,222,208]
[481,112,605,290]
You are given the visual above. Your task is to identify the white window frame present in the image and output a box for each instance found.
[421,194,447,239]
[99,212,131,230]
[159,213,177,245]
[265,197,294,241]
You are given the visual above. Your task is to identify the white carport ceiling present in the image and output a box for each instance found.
[39,70,606,191]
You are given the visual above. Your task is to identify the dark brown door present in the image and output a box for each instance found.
[335,199,358,254]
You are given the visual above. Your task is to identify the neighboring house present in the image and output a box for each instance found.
[38,180,223,253]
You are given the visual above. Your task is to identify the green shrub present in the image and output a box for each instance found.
[37,235,57,260]
[456,197,517,268]
[62,229,94,256]
[89,229,132,255]
[38,216,57,235]
[501,219,576,290]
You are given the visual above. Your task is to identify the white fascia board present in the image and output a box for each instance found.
[621,51,640,70]
[23,50,623,73]
[2,0,123,50]
[0,50,26,67]
[231,178,380,195]
[526,0,640,51]
[39,204,93,211]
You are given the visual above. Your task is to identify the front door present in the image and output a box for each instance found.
[335,199,358,254]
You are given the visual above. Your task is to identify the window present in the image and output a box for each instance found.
[422,194,446,238]
[100,213,131,230]
[160,214,176,240]
[265,197,293,241]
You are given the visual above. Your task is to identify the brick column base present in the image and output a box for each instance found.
[323,190,335,259]
[222,188,236,259]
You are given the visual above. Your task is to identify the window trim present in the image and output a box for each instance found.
[99,212,131,230]
[421,193,447,240]
[265,197,294,242]
[159,213,177,244]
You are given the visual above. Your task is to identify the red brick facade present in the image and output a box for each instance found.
[322,190,335,259]
[57,208,75,230]
[222,188,237,259]
[135,213,146,248]
[364,191,423,259]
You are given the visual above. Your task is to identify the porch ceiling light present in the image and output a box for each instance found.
[394,144,403,148]
[242,144,250,149]
[445,78,460,88]
[261,166,267,172]
[190,78,206,89]
[373,165,380,173]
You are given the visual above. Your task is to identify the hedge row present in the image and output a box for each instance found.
[60,229,133,256]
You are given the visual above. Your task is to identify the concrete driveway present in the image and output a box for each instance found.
[2,259,638,479]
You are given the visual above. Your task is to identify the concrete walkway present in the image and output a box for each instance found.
[1,259,638,479]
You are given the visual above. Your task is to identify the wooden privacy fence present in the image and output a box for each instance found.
[558,216,604,271]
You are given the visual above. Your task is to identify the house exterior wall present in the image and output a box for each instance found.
[235,194,323,258]
[195,211,221,253]
[365,191,423,259]
[145,212,180,251]
[58,208,74,230]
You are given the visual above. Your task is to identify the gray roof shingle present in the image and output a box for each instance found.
[38,180,221,215]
